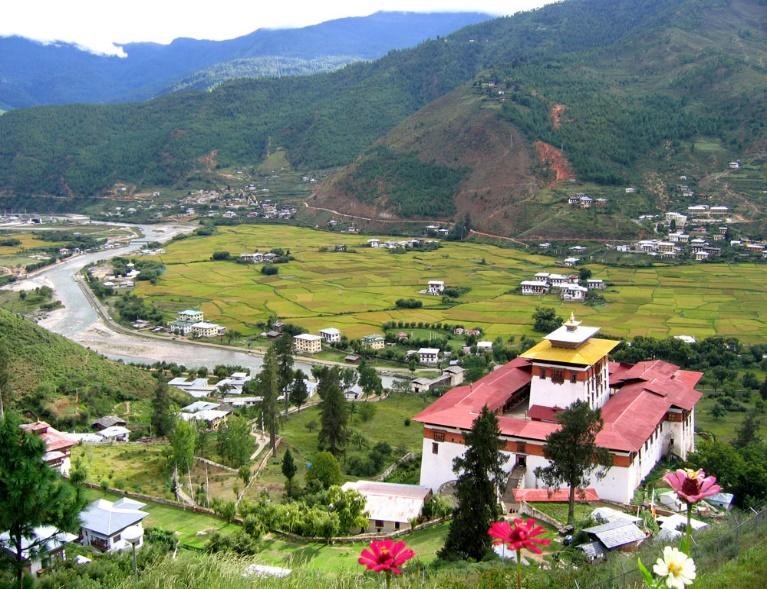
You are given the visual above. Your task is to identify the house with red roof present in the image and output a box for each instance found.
[20,422,76,476]
[413,315,702,504]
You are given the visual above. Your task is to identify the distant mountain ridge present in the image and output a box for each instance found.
[0,0,766,238]
[0,11,491,108]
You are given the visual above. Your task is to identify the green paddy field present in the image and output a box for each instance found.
[136,225,767,343]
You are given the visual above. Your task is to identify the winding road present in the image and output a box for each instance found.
[8,222,401,385]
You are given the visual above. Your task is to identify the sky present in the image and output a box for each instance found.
[1,0,553,57]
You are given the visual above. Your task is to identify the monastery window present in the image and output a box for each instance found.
[551,369,564,384]
[433,431,445,442]
[432,442,439,455]
[375,520,384,529]
[570,373,577,384]
[516,442,526,453]
[394,522,401,530]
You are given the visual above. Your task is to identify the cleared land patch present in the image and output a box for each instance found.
[136,225,767,342]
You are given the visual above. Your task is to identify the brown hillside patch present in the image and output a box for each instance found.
[198,149,219,171]
[313,86,543,235]
[550,103,567,129]
[534,141,575,185]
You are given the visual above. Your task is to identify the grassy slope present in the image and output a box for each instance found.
[0,307,155,409]
[136,225,767,343]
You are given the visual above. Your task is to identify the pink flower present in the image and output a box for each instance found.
[358,539,415,575]
[488,518,551,555]
[663,469,721,504]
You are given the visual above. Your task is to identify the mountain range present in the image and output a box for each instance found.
[0,11,491,109]
[0,0,766,238]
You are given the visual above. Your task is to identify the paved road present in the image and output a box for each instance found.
[10,222,403,385]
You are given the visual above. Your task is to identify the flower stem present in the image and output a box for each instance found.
[516,549,522,589]
[685,503,692,556]
[385,571,391,589]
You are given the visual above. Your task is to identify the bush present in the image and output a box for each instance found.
[211,251,231,261]
[395,298,423,309]
[261,264,278,275]
[358,403,376,422]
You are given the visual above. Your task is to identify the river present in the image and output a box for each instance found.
[9,222,402,386]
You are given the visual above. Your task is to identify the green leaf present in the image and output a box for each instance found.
[637,557,654,586]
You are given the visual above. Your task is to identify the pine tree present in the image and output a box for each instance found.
[275,334,295,415]
[256,344,280,455]
[0,341,9,419]
[534,400,612,526]
[0,413,86,588]
[318,367,348,456]
[440,406,507,561]
[358,359,383,399]
[281,448,297,495]
[734,413,761,448]
[151,379,174,437]
[289,370,309,409]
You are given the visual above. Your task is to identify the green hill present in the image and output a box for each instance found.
[316,0,767,236]
[0,308,155,427]
[0,0,690,196]
[0,0,766,237]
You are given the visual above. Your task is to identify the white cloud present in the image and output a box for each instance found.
[0,1,553,56]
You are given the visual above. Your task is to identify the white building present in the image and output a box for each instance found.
[177,309,204,323]
[191,322,225,338]
[414,315,701,504]
[80,498,148,553]
[561,283,588,302]
[476,341,493,353]
[563,257,580,267]
[586,279,605,290]
[520,280,549,295]
[427,280,445,295]
[320,328,341,344]
[293,333,323,354]
[0,527,77,576]
[341,481,432,533]
[418,348,440,365]
[361,334,385,350]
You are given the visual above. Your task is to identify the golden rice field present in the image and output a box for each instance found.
[135,225,767,343]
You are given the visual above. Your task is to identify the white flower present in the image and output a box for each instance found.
[653,546,696,589]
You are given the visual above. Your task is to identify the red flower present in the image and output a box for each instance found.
[488,518,551,555]
[358,539,415,575]
[663,469,721,504]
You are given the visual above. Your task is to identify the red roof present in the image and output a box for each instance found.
[528,405,563,422]
[413,357,532,427]
[513,488,599,502]
[21,421,75,453]
[414,354,703,454]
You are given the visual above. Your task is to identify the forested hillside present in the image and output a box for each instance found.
[0,12,490,109]
[317,0,767,231]
[0,308,155,427]
[1,0,766,234]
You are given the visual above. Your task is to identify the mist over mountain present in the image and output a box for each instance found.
[0,11,491,109]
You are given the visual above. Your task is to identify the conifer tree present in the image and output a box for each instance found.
[534,400,612,526]
[255,344,280,455]
[318,367,348,456]
[440,406,506,561]
[0,413,86,588]
[151,379,174,437]
[289,370,309,409]
[281,447,297,495]
[275,334,295,415]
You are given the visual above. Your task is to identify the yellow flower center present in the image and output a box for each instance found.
[667,561,683,577]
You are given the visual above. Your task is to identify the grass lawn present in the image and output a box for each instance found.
[528,501,598,526]
[73,442,242,502]
[254,522,450,572]
[135,225,767,344]
[82,488,239,549]
[253,394,432,497]
[694,388,767,443]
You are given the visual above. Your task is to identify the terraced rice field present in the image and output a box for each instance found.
[136,225,767,343]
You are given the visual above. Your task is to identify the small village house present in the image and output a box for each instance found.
[418,348,440,365]
[341,481,432,533]
[20,422,75,476]
[427,280,445,295]
[561,283,588,302]
[80,498,148,553]
[0,527,77,577]
[520,280,549,295]
[361,334,385,350]
[91,416,127,431]
[319,328,341,344]
[191,322,226,338]
[293,333,323,354]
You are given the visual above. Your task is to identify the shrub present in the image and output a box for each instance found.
[261,264,278,275]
